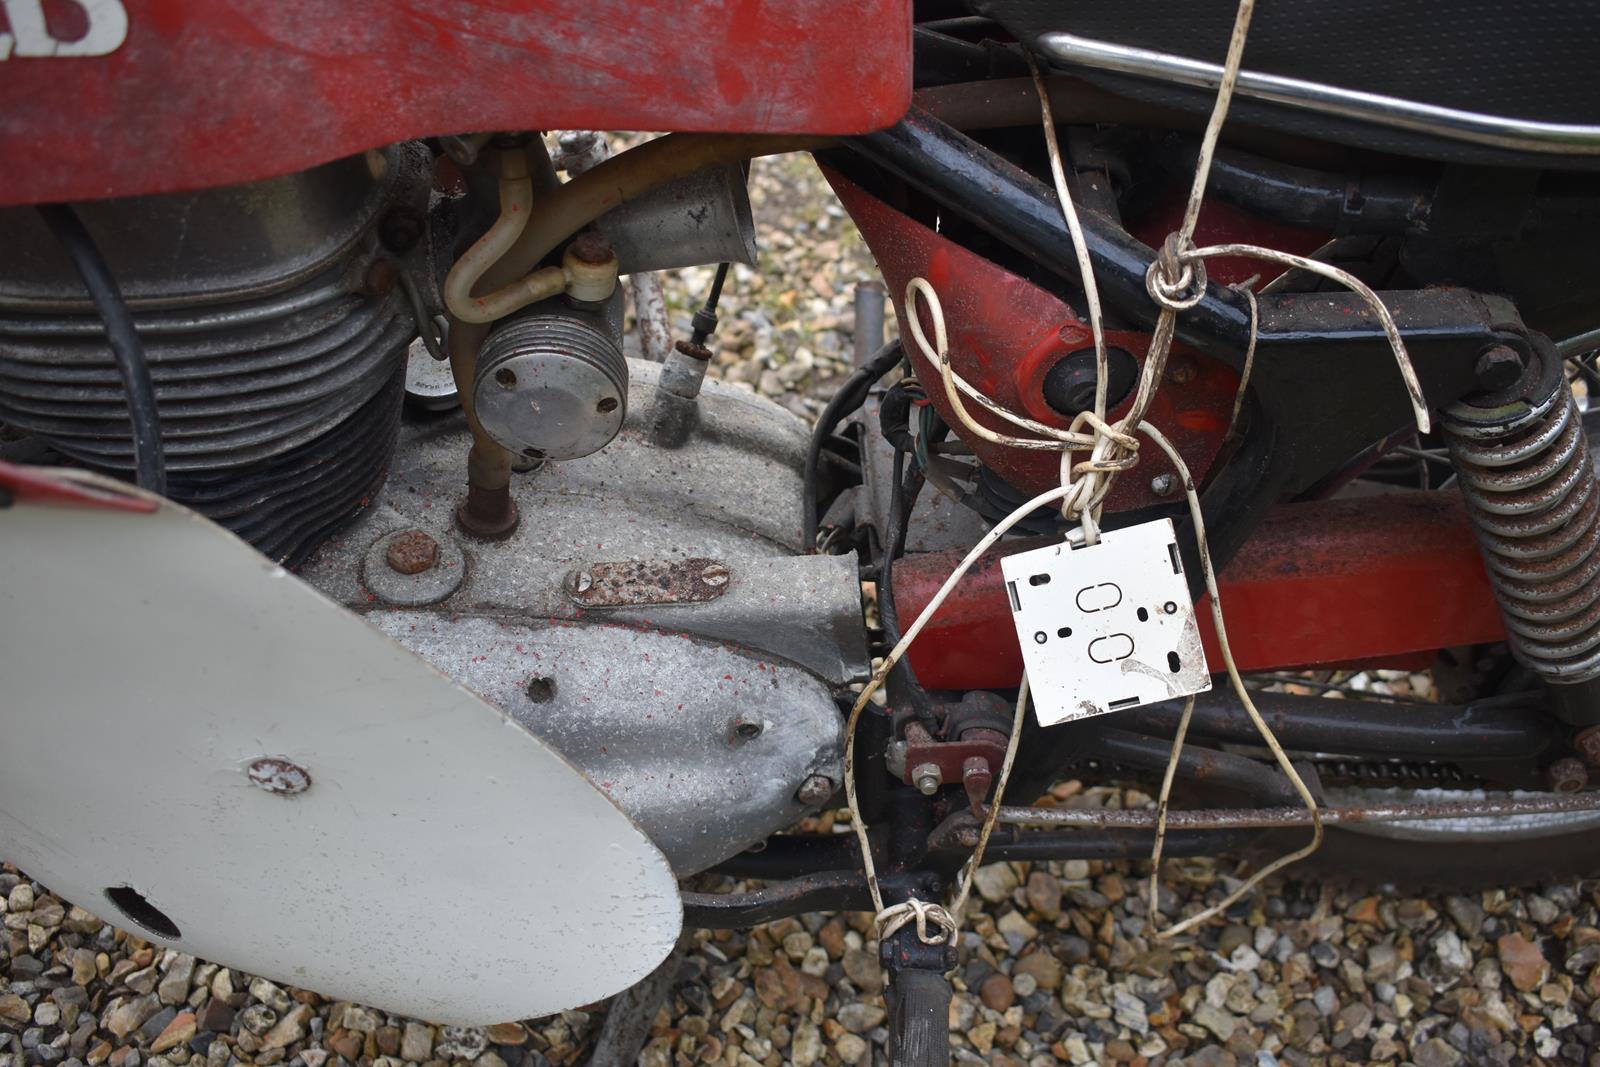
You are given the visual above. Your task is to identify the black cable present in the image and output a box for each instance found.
[802,340,906,548]
[879,444,940,729]
[37,204,166,495]
[689,262,732,347]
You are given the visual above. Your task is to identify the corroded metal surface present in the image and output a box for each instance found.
[568,558,731,607]
[300,359,869,686]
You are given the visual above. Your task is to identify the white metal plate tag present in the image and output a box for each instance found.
[1000,518,1211,726]
[0,469,681,1024]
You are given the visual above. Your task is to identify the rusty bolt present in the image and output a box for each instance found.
[247,757,311,796]
[359,257,400,298]
[795,774,835,806]
[385,530,440,575]
[1546,756,1588,794]
[1575,726,1600,769]
[1167,359,1196,385]
[1150,473,1177,497]
[1474,345,1525,392]
[912,762,943,796]
[569,231,615,265]
[378,206,426,252]
[701,563,730,588]
[572,570,593,594]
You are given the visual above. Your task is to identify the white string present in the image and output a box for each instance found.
[842,0,1426,949]
[1138,422,1323,937]
[843,484,1073,942]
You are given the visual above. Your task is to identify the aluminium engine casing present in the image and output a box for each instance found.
[297,359,869,874]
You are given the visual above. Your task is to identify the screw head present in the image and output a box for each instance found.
[796,774,835,806]
[912,762,943,796]
[385,530,440,575]
[1547,756,1588,794]
[572,571,593,594]
[701,564,730,588]
[1167,359,1196,385]
[1150,473,1177,497]
[247,757,311,796]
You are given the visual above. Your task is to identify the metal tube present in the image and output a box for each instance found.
[1038,31,1600,157]
[845,108,1253,357]
[990,792,1600,831]
[555,131,675,362]
[486,133,826,294]
[853,281,886,366]
[1089,727,1301,804]
[1124,690,1556,760]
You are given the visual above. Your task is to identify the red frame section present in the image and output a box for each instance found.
[893,491,1508,688]
[825,168,1240,508]
[0,0,911,205]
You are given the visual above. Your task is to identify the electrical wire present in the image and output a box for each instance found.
[36,204,166,495]
[802,340,905,548]
[879,443,941,730]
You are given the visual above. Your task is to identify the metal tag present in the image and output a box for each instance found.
[1000,518,1211,726]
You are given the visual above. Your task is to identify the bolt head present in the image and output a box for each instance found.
[572,571,593,594]
[1150,473,1177,497]
[1474,345,1525,392]
[569,231,615,265]
[701,564,730,588]
[1167,360,1196,385]
[796,774,835,806]
[247,757,311,796]
[385,530,440,574]
[912,761,943,796]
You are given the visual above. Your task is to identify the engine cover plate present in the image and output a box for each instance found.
[0,466,680,1024]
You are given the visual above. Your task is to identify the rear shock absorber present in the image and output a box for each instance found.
[1444,335,1600,723]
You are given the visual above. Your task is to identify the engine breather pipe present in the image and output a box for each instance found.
[444,146,619,325]
[480,133,828,297]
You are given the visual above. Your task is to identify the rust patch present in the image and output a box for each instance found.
[385,529,440,574]
[567,558,732,607]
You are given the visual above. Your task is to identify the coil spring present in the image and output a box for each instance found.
[1445,391,1600,682]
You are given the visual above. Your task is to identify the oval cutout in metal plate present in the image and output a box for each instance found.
[0,467,682,1024]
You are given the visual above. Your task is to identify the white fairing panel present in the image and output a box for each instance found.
[0,470,681,1024]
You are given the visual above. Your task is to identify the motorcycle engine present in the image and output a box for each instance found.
[0,145,433,563]
[0,145,864,875]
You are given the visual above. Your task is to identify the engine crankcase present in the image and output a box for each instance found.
[297,358,868,873]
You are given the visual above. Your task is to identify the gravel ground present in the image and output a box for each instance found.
[5,147,1600,1067]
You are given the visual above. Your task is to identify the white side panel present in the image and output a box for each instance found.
[0,471,681,1024]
